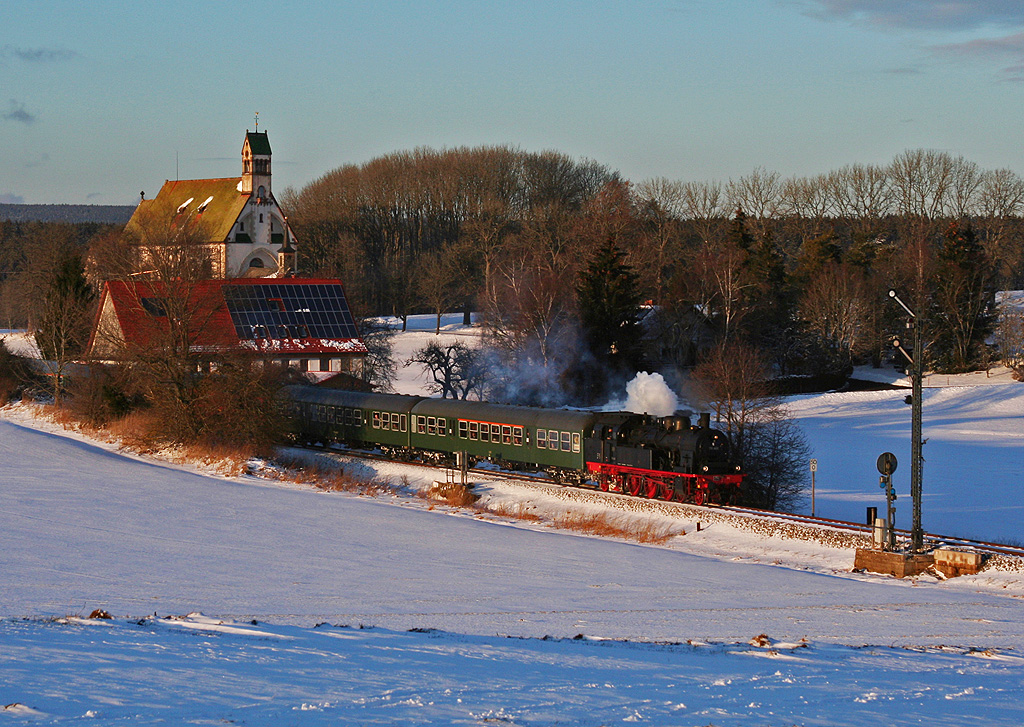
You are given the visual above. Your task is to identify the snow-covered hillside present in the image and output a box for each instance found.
[391,315,1024,543]
[3,315,1024,724]
[3,400,1024,724]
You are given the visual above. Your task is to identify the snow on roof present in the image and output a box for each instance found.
[92,278,367,358]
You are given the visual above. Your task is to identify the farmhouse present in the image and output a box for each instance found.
[87,277,368,377]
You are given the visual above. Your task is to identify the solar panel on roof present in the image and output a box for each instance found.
[223,283,360,341]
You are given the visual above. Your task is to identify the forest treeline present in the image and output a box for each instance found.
[4,146,1024,396]
[282,145,1024,399]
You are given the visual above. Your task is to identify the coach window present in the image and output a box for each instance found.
[400,414,408,432]
[354,409,362,425]
[381,414,390,431]
[469,421,479,440]
[416,416,426,434]
[537,429,547,449]
[480,423,489,440]
[572,433,581,453]
[438,418,447,436]
[372,411,381,429]
[501,425,512,444]
[458,420,468,438]
[548,430,558,448]
[428,417,437,435]
[327,407,335,425]
[389,413,398,429]
[561,431,571,451]
[513,426,523,446]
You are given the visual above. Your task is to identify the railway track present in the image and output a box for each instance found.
[292,443,1024,559]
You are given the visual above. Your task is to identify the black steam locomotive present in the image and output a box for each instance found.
[288,385,743,505]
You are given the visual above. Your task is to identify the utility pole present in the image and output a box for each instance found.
[888,289,925,553]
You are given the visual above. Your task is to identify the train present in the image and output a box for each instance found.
[286,385,744,505]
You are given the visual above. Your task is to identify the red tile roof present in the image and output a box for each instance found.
[90,278,367,357]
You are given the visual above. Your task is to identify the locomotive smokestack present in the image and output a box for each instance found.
[699,412,711,430]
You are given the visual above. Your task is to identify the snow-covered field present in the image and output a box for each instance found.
[3,317,1024,724]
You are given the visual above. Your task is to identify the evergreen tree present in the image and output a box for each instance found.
[574,235,643,399]
[930,222,995,372]
[34,250,94,405]
[36,251,93,362]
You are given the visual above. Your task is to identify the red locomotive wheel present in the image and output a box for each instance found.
[627,476,643,497]
[693,489,706,506]
[645,478,659,499]
[659,482,675,501]
[598,475,609,492]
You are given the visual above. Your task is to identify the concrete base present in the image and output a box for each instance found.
[854,549,935,578]
[933,549,984,577]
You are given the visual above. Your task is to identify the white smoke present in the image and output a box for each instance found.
[604,371,679,416]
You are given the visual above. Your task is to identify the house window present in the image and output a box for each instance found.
[259,213,264,223]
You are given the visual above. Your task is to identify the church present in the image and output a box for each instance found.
[87,130,368,381]
[126,130,296,278]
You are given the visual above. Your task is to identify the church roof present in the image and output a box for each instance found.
[245,131,272,156]
[89,278,368,358]
[126,177,248,244]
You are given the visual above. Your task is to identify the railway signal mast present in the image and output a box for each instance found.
[888,289,925,553]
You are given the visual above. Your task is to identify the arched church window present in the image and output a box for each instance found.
[257,185,265,198]
[249,258,265,268]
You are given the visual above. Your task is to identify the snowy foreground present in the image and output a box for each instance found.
[3,316,1024,724]
[3,407,1024,724]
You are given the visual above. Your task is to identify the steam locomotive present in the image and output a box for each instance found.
[287,385,743,505]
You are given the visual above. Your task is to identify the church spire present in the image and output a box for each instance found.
[240,129,272,197]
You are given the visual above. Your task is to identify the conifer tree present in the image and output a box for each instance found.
[35,250,94,405]
[931,221,995,372]
[574,235,643,397]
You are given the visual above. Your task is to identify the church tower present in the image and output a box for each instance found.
[240,130,272,197]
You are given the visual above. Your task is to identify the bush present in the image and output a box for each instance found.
[0,340,32,403]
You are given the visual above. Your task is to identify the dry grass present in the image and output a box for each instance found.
[270,453,393,497]
[483,501,543,523]
[553,512,684,545]
[424,481,479,508]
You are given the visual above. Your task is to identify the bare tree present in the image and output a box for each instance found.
[797,262,869,375]
[995,309,1024,379]
[727,168,783,240]
[689,341,809,511]
[889,149,955,219]
[408,340,486,399]
[681,180,726,243]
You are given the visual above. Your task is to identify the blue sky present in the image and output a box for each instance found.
[3,0,1024,205]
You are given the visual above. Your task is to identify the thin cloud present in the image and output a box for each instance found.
[932,32,1024,81]
[1,45,78,63]
[882,66,923,75]
[25,153,50,168]
[793,1,1024,32]
[0,193,26,204]
[2,100,37,125]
